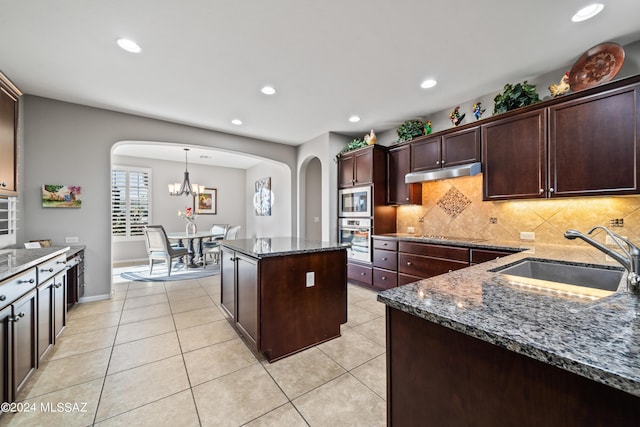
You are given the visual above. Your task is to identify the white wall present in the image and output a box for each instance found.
[245,161,291,238]
[305,157,322,240]
[111,152,246,263]
[297,132,350,242]
[20,96,297,300]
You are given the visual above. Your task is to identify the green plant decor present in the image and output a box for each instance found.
[493,81,540,114]
[397,119,425,143]
[337,138,368,157]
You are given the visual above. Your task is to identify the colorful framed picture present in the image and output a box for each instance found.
[42,185,82,208]
[196,187,217,215]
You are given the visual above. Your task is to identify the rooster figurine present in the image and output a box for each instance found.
[549,71,571,98]
[364,129,377,145]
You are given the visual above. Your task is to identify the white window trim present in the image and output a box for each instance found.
[111,165,152,242]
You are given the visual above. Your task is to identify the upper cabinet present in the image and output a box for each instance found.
[482,110,547,200]
[0,72,21,197]
[387,144,421,205]
[549,85,639,197]
[483,76,640,201]
[338,145,386,188]
[411,127,480,172]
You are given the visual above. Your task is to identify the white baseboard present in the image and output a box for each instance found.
[78,294,111,303]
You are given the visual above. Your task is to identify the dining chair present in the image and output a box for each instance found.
[144,225,189,276]
[203,225,241,267]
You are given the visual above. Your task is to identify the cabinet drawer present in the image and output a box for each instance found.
[38,255,67,284]
[347,263,372,286]
[399,241,469,262]
[398,253,468,278]
[373,268,397,290]
[0,268,37,309]
[373,239,398,251]
[470,248,518,264]
[373,249,397,270]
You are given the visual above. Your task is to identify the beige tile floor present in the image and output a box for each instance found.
[1,267,387,426]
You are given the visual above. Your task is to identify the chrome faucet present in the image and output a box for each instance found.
[564,226,640,294]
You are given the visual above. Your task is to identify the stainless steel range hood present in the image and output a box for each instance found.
[405,162,482,183]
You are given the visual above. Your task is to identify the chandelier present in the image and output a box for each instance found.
[168,148,203,196]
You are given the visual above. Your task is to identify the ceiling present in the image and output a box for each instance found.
[2,0,640,150]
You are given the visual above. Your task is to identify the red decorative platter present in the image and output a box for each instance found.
[569,42,625,91]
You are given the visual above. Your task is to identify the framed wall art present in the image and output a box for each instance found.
[196,187,217,215]
[42,185,82,208]
[254,177,272,216]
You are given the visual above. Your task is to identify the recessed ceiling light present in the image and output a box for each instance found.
[261,86,276,95]
[572,3,604,22]
[348,115,361,123]
[116,38,142,53]
[420,79,437,89]
[231,119,243,125]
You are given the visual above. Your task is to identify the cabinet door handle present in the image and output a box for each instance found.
[549,187,555,193]
[54,283,63,289]
[539,188,544,194]
[435,161,440,165]
[441,160,446,165]
[407,261,412,266]
[0,295,5,301]
[56,260,66,265]
[41,267,54,273]
[0,182,6,188]
[381,276,387,280]
[382,257,387,261]
[10,312,25,323]
[360,272,366,276]
[382,243,388,246]
[18,278,35,284]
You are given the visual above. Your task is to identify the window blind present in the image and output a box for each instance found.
[111,167,151,238]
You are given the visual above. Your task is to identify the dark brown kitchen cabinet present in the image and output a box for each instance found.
[220,247,258,345]
[387,144,421,205]
[548,84,640,197]
[482,109,547,200]
[373,238,398,290]
[470,248,519,265]
[338,145,386,188]
[12,289,37,398]
[411,127,480,172]
[37,282,54,363]
[398,241,469,285]
[52,272,66,338]
[221,246,236,319]
[0,72,21,197]
[0,305,12,404]
[235,253,259,346]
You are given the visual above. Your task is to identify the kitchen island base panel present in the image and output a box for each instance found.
[387,307,640,426]
[260,252,347,362]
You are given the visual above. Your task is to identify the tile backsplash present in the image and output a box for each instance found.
[397,175,640,245]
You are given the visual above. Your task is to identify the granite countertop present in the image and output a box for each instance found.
[377,238,640,398]
[0,246,71,282]
[221,237,348,259]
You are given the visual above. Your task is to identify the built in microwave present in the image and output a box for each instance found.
[339,186,371,217]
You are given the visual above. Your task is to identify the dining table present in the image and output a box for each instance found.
[166,230,222,268]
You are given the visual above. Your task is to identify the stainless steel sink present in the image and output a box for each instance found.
[492,258,624,298]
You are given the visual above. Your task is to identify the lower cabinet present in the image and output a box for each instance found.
[0,252,68,407]
[398,241,470,285]
[12,289,37,399]
[235,254,259,346]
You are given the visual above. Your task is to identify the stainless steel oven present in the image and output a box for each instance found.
[338,186,371,218]
[339,218,372,263]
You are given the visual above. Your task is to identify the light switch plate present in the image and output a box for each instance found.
[306,272,315,287]
[407,226,415,233]
[65,236,79,243]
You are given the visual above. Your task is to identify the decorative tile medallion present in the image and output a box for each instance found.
[437,186,471,219]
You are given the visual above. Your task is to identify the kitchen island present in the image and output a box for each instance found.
[220,237,348,362]
[378,244,640,426]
